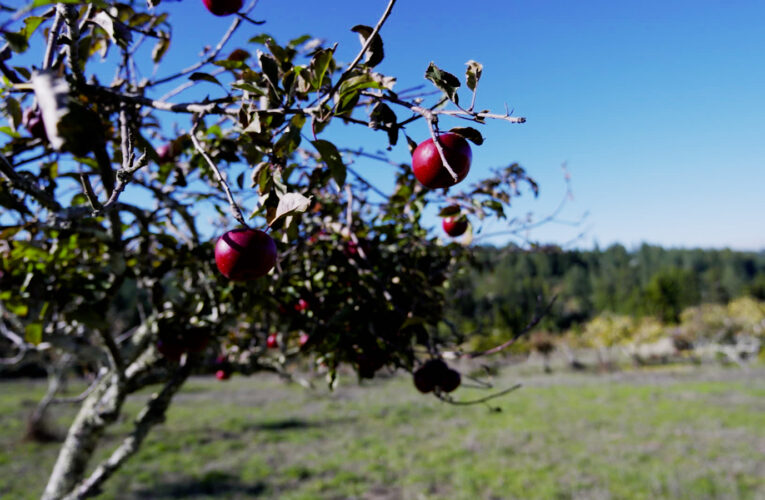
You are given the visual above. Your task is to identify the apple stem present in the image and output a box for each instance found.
[236,12,265,26]
[190,114,249,228]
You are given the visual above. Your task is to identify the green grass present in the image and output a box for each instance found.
[1,364,764,499]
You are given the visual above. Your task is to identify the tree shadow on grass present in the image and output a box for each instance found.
[246,416,356,432]
[130,471,267,499]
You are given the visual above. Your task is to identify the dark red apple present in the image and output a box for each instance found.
[215,369,230,381]
[442,216,468,237]
[215,228,277,281]
[413,366,436,393]
[23,106,47,141]
[156,337,185,361]
[412,133,472,189]
[356,349,387,379]
[413,358,461,393]
[438,368,461,393]
[202,0,242,16]
[266,333,279,349]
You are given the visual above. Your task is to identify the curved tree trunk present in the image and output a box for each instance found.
[42,373,126,500]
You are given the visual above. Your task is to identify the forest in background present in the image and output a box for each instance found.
[447,244,765,346]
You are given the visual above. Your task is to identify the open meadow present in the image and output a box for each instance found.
[2,361,764,500]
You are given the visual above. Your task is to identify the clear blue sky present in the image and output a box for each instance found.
[14,0,765,250]
[158,0,765,251]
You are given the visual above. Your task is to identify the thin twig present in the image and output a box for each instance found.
[149,0,260,87]
[189,114,248,227]
[467,295,558,359]
[436,383,522,405]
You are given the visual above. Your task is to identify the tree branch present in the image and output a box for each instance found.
[64,361,193,500]
[190,114,248,227]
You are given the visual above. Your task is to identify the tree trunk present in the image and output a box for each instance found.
[42,374,126,500]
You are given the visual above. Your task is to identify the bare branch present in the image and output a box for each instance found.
[0,152,62,212]
[148,0,262,87]
[42,6,65,70]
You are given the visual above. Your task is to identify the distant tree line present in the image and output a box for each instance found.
[447,243,765,337]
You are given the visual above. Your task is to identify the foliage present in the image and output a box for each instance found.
[447,243,765,339]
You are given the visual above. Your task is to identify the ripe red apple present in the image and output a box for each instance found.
[266,333,279,349]
[156,142,178,164]
[299,332,310,347]
[412,133,472,189]
[23,106,47,141]
[442,215,468,237]
[215,369,230,381]
[294,299,309,312]
[202,0,242,16]
[215,228,277,281]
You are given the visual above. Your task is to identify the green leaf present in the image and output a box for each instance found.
[465,60,483,92]
[449,126,484,145]
[91,11,132,48]
[25,323,42,345]
[351,25,384,67]
[3,32,29,53]
[189,72,225,89]
[288,34,312,48]
[335,74,386,116]
[258,50,281,93]
[268,192,312,225]
[370,102,398,145]
[438,205,461,217]
[2,97,22,131]
[312,139,346,187]
[425,62,460,104]
[273,114,305,157]
[152,34,170,63]
[337,73,386,96]
[308,48,334,90]
[23,16,45,38]
[213,59,247,70]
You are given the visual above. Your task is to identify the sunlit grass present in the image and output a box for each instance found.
[1,363,763,499]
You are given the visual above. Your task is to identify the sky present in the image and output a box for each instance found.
[9,0,765,250]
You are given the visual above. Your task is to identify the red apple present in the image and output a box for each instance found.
[202,0,242,16]
[266,333,279,349]
[439,369,461,393]
[215,228,277,281]
[413,366,436,393]
[442,216,468,237]
[294,299,309,312]
[412,133,472,189]
[412,358,461,393]
[23,106,47,141]
[215,369,230,381]
[156,142,178,164]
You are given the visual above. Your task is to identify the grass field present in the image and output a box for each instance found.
[1,362,764,500]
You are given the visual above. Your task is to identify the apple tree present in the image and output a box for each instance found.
[0,1,539,498]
